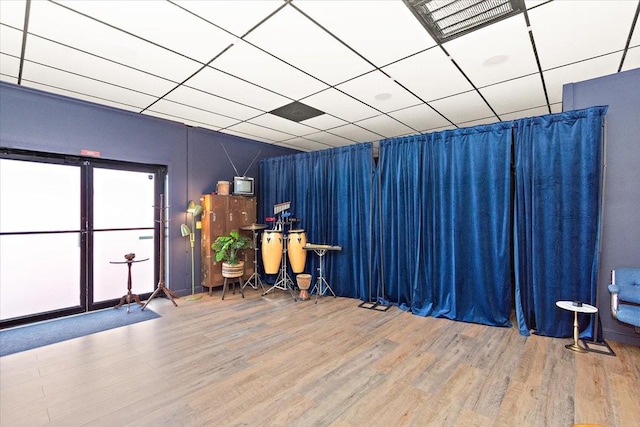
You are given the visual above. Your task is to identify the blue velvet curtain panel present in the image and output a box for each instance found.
[378,123,513,326]
[259,143,374,299]
[513,106,607,337]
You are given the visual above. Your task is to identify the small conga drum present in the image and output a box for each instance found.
[296,274,312,301]
[287,229,307,273]
[261,230,283,274]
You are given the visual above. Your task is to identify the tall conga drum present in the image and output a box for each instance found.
[261,230,283,274]
[287,229,307,273]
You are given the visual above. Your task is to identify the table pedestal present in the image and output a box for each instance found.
[566,310,587,353]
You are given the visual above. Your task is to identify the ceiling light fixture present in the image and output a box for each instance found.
[403,0,526,44]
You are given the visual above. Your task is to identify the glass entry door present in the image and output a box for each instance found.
[0,152,164,326]
[91,167,157,308]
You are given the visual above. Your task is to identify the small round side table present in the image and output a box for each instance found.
[555,300,598,353]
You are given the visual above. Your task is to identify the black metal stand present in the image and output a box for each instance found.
[304,244,342,304]
[243,226,266,294]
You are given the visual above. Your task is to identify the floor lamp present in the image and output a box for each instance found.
[181,200,203,301]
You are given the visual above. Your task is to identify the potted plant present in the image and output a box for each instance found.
[212,230,252,278]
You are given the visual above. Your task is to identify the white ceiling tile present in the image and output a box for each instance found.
[632,20,640,46]
[165,86,262,121]
[0,54,20,81]
[0,24,23,57]
[143,110,216,130]
[300,113,348,131]
[219,128,273,144]
[226,121,295,142]
[149,99,242,129]
[186,66,290,112]
[212,40,328,100]
[24,36,176,97]
[302,88,379,123]
[383,47,474,102]
[550,103,563,114]
[1,76,19,84]
[354,115,415,139]
[387,103,452,133]
[294,0,436,67]
[245,5,374,85]
[325,124,379,143]
[337,70,422,113]
[458,116,501,128]
[176,0,284,38]
[544,53,622,104]
[248,113,319,136]
[444,13,538,87]
[480,74,547,117]
[0,0,26,28]
[27,1,202,82]
[277,136,333,152]
[621,46,640,72]
[529,0,637,70]
[23,82,142,113]
[500,105,551,122]
[22,61,157,109]
[56,0,237,64]
[430,91,496,125]
[303,131,358,148]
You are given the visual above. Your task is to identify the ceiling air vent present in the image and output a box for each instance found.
[269,101,325,123]
[404,0,526,44]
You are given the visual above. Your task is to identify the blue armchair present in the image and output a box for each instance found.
[608,268,640,328]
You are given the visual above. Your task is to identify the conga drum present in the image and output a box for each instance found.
[261,230,283,274]
[287,229,307,273]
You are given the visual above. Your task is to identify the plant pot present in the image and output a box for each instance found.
[222,261,244,278]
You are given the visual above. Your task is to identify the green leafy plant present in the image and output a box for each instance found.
[211,230,251,265]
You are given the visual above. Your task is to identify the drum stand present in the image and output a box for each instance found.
[262,231,297,301]
[309,248,337,304]
[243,228,266,293]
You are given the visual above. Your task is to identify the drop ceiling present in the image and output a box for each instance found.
[0,0,638,153]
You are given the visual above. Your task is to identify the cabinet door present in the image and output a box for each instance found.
[200,194,227,289]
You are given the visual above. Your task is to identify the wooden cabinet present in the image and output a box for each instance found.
[200,194,256,295]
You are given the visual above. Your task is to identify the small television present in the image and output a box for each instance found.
[233,176,254,196]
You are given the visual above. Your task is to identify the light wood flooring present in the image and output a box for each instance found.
[1,288,639,427]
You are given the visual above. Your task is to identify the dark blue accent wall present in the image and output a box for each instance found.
[563,67,640,346]
[0,81,298,296]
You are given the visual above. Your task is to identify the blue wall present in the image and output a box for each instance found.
[0,81,298,297]
[564,67,640,346]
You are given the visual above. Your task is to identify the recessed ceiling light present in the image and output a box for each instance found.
[483,54,509,66]
[374,93,393,101]
[403,0,526,43]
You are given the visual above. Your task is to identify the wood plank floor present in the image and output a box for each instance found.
[1,288,639,427]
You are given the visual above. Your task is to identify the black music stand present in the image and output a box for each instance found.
[304,244,342,304]
[241,223,267,293]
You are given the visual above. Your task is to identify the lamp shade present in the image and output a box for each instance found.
[187,200,202,216]
[180,223,191,237]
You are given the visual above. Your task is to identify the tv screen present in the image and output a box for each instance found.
[233,176,254,196]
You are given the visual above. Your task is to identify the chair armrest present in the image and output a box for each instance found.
[608,284,620,294]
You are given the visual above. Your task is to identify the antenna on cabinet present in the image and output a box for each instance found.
[220,142,240,177]
[220,142,262,178]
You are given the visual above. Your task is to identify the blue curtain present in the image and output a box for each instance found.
[378,123,513,327]
[513,106,607,337]
[259,143,373,298]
